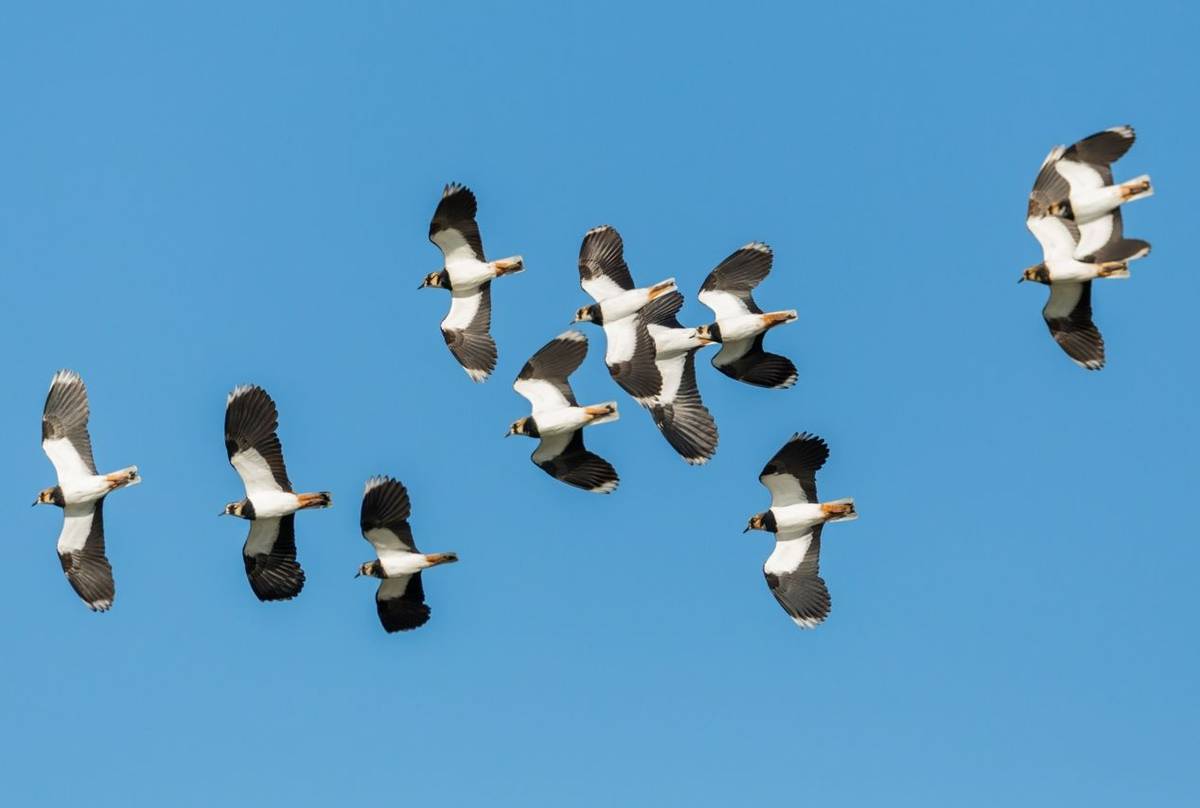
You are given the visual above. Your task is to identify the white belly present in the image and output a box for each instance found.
[249,490,302,519]
[772,503,826,533]
[649,324,702,359]
[600,288,651,321]
[445,257,494,289]
[535,407,591,436]
[1070,186,1122,224]
[1046,259,1101,283]
[716,314,766,342]
[60,476,114,505]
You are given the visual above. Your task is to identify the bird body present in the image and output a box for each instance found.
[1029,126,1153,226]
[509,330,621,493]
[746,433,858,630]
[697,243,798,389]
[35,370,140,612]
[357,476,457,632]
[421,182,523,381]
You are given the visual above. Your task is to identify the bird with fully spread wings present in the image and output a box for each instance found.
[419,183,525,382]
[34,370,141,611]
[221,385,332,602]
[744,433,857,630]
[356,477,458,632]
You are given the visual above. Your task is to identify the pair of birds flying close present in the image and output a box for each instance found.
[221,385,456,631]
[34,373,455,632]
[1022,126,1154,370]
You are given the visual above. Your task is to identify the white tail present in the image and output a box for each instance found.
[1120,174,1153,204]
[1097,263,1130,280]
[820,497,857,522]
[106,466,141,489]
[584,401,620,427]
[648,278,677,299]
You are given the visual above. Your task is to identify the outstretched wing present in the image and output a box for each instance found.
[56,499,114,612]
[603,315,662,402]
[514,330,587,413]
[532,430,619,494]
[242,516,305,602]
[712,335,797,390]
[42,369,97,481]
[360,476,419,558]
[764,529,830,629]
[225,385,292,495]
[578,225,635,302]
[441,282,497,382]
[698,242,773,320]
[429,182,485,264]
[651,351,718,465]
[758,432,829,508]
[1042,281,1104,371]
[376,574,431,632]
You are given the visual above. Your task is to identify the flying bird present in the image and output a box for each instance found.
[640,290,719,464]
[34,370,141,611]
[745,432,857,630]
[1022,210,1150,370]
[696,243,798,389]
[221,385,332,602]
[508,330,620,493]
[356,477,458,633]
[572,225,675,403]
[419,182,524,382]
[1028,126,1153,227]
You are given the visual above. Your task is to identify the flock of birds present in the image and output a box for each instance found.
[33,126,1154,632]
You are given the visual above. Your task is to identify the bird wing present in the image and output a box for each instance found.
[56,500,114,611]
[376,574,431,632]
[1042,281,1104,370]
[1057,125,1136,188]
[697,242,772,319]
[1027,214,1081,263]
[763,528,830,629]
[429,182,485,264]
[360,476,419,560]
[242,515,305,602]
[532,430,619,493]
[42,369,98,481]
[225,385,292,495]
[441,281,497,382]
[578,225,635,302]
[513,330,586,413]
[650,350,718,465]
[759,432,829,507]
[712,334,798,390]
[603,315,662,402]
[1027,145,1071,218]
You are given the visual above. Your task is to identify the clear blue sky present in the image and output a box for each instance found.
[2,2,1196,805]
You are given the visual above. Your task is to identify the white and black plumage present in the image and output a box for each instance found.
[222,385,332,602]
[419,183,524,382]
[1028,126,1153,227]
[357,477,458,633]
[639,291,720,465]
[745,433,857,630]
[696,243,798,389]
[35,370,141,611]
[572,225,676,403]
[508,331,620,493]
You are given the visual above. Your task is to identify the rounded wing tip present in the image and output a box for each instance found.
[555,330,588,344]
[227,384,266,404]
[592,479,619,494]
[50,368,83,386]
[586,224,616,236]
[1109,124,1135,139]
[741,241,773,255]
[443,181,470,196]
[363,475,397,494]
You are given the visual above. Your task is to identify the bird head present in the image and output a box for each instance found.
[572,304,600,325]
[418,270,448,290]
[1019,264,1051,285]
[220,501,248,518]
[355,561,382,579]
[743,511,776,534]
[506,417,537,438]
[32,486,62,507]
[695,323,722,344]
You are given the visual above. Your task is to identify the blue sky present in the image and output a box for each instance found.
[1,1,1197,805]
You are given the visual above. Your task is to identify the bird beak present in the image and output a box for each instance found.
[217,509,227,516]
[504,430,513,437]
[742,526,750,533]
[417,282,427,290]
[31,499,37,507]
[1017,276,1025,284]
[354,571,362,578]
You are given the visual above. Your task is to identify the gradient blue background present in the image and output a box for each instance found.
[2,2,1196,805]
